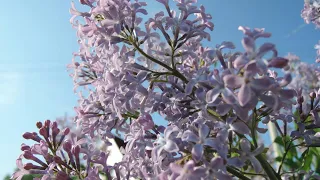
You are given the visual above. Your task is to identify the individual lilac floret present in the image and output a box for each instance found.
[208,156,232,180]
[182,124,216,162]
[238,139,264,173]
[12,120,108,180]
[301,0,320,28]
[290,122,315,145]
[169,160,206,180]
[315,41,320,63]
[153,126,180,157]
[137,113,155,130]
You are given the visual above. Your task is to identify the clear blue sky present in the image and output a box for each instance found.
[0,0,318,178]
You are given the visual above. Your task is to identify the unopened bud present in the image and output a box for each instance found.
[268,57,289,68]
[63,141,72,152]
[24,163,34,170]
[52,122,58,129]
[44,120,51,128]
[39,127,48,138]
[310,92,316,99]
[57,171,70,180]
[298,96,304,104]
[21,144,30,151]
[36,122,43,129]
[23,150,34,159]
[53,156,63,164]
[72,145,81,156]
[23,132,33,139]
[63,128,70,136]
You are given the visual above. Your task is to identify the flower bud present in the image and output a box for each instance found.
[310,92,316,99]
[72,145,81,156]
[24,163,34,170]
[298,96,304,104]
[52,121,58,129]
[137,113,154,131]
[79,0,92,6]
[56,171,70,180]
[36,122,43,129]
[23,150,34,159]
[44,120,51,128]
[53,156,63,164]
[21,144,30,151]
[39,127,48,139]
[63,128,70,136]
[268,57,289,68]
[23,132,33,139]
[52,127,60,138]
[63,141,72,152]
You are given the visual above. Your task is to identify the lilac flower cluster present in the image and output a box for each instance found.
[12,120,113,180]
[12,0,320,179]
[301,0,320,28]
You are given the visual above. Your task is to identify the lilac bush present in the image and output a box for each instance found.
[12,0,320,179]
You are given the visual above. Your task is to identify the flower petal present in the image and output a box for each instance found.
[268,57,288,68]
[228,157,244,167]
[248,156,262,173]
[163,140,179,152]
[170,163,183,174]
[185,80,196,95]
[242,37,255,54]
[257,43,275,58]
[231,121,250,134]
[234,54,249,69]
[251,145,264,156]
[221,88,237,104]
[238,84,252,106]
[182,130,199,143]
[199,124,210,140]
[223,75,244,89]
[216,103,231,116]
[206,87,221,103]
[240,139,251,153]
[192,144,203,162]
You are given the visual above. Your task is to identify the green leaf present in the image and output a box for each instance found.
[302,153,313,171]
[293,110,301,122]
[287,146,298,160]
[300,148,309,161]
[207,108,223,121]
[262,148,269,154]
[274,136,285,147]
[275,156,282,162]
[199,59,205,67]
[284,158,300,169]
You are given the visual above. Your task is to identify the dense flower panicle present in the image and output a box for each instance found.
[12,0,320,179]
[315,40,320,63]
[301,0,320,28]
[12,120,115,180]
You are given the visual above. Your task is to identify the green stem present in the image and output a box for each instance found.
[226,166,251,180]
[256,154,281,180]
[131,41,188,83]
[277,140,293,174]
[252,109,258,148]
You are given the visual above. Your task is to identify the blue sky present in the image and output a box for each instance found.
[0,0,318,178]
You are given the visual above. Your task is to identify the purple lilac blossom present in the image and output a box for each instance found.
[12,0,320,179]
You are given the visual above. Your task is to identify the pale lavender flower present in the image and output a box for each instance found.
[238,139,264,173]
[169,160,206,180]
[315,41,320,63]
[182,124,216,161]
[153,126,180,157]
[301,0,320,28]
